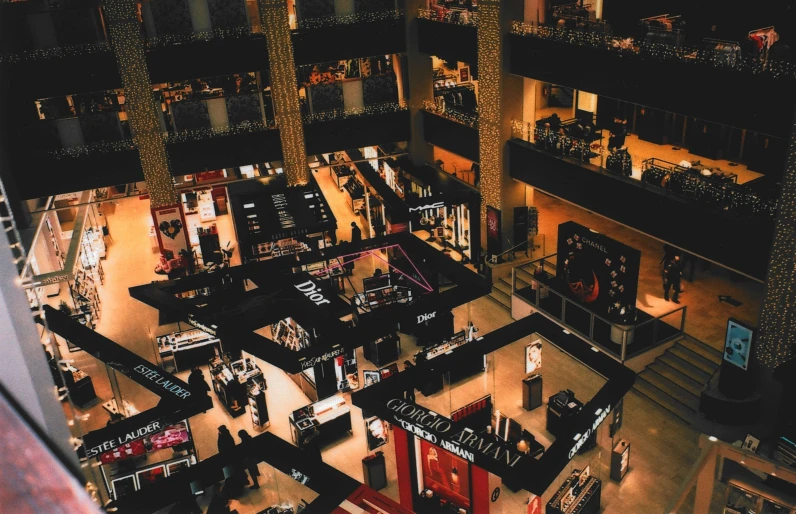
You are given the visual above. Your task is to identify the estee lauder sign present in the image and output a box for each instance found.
[85,420,164,458]
[386,399,524,469]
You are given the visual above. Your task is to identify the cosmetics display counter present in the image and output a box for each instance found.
[547,389,584,437]
[363,333,401,367]
[415,330,484,395]
[60,362,97,407]
[209,356,265,418]
[289,396,352,449]
[156,328,221,371]
[724,477,796,514]
[547,468,601,514]
[272,317,313,351]
[611,440,630,482]
[291,348,358,402]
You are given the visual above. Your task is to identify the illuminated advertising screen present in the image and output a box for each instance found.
[419,439,471,509]
[724,318,754,371]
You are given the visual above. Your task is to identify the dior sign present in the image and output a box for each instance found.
[295,280,331,306]
[417,311,436,324]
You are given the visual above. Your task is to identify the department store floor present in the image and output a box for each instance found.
[41,164,757,512]
[535,106,766,185]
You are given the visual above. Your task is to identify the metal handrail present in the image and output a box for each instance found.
[514,253,687,361]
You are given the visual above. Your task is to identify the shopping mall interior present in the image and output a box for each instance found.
[0,0,795,513]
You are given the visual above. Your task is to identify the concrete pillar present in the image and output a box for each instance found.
[258,0,311,185]
[0,232,78,471]
[757,105,796,368]
[104,0,178,208]
[404,0,434,166]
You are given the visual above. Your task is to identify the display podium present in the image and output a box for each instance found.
[610,440,630,481]
[547,390,582,437]
[362,452,387,491]
[248,389,269,429]
[523,374,543,411]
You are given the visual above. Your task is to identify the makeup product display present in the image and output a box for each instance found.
[289,396,352,449]
[611,440,630,481]
[157,329,221,372]
[209,356,264,418]
[60,362,96,407]
[547,468,601,514]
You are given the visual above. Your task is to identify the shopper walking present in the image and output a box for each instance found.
[663,255,683,304]
[188,367,210,394]
[350,222,362,244]
[238,430,261,489]
[217,425,235,454]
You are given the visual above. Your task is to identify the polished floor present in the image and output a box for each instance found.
[38,171,735,513]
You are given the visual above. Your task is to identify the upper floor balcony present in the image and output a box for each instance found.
[509,22,796,138]
[416,8,477,63]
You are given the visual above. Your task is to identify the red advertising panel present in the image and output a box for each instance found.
[420,439,471,509]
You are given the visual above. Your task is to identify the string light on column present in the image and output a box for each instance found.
[477,0,502,221]
[757,108,796,369]
[104,0,177,208]
[258,0,310,186]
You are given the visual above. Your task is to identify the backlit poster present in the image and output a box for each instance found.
[556,221,641,320]
[364,416,389,451]
[525,340,542,374]
[724,319,754,371]
[420,439,471,509]
[151,204,189,261]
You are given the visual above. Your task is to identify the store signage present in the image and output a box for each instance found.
[295,280,331,306]
[408,201,445,212]
[567,405,611,459]
[299,346,346,370]
[417,311,436,324]
[39,274,70,285]
[85,420,163,459]
[386,399,524,469]
[133,364,193,400]
[187,316,217,337]
[271,194,296,229]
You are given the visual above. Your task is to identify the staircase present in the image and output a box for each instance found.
[487,271,532,311]
[634,335,723,424]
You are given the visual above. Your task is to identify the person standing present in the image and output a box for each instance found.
[664,255,683,304]
[350,222,362,244]
[237,430,260,489]
[188,367,210,395]
[217,425,235,454]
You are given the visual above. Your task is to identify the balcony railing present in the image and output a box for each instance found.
[423,100,479,129]
[511,119,779,222]
[144,26,260,50]
[163,118,277,144]
[0,41,111,64]
[418,8,478,27]
[512,254,686,362]
[302,100,407,125]
[296,9,403,31]
[511,21,796,80]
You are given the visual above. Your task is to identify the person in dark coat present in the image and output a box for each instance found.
[238,430,260,489]
[188,367,210,394]
[217,425,235,454]
[663,255,683,304]
[350,222,362,243]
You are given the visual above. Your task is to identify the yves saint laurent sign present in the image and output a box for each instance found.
[299,346,346,370]
[386,399,524,469]
[187,316,217,336]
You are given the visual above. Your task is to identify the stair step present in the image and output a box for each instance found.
[677,336,723,365]
[493,280,512,298]
[515,267,536,284]
[669,344,719,375]
[638,370,700,411]
[513,275,531,290]
[648,361,703,398]
[487,292,511,310]
[633,379,695,425]
[659,352,712,384]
